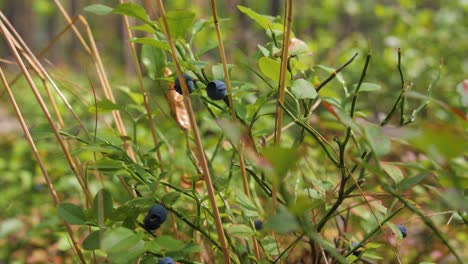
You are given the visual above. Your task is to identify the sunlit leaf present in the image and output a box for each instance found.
[93,189,113,221]
[291,78,317,99]
[141,44,166,79]
[258,57,291,83]
[131,37,170,51]
[164,10,196,39]
[381,162,404,183]
[84,4,113,15]
[353,82,381,92]
[363,123,391,157]
[227,224,254,238]
[113,3,151,24]
[237,5,283,32]
[89,99,119,113]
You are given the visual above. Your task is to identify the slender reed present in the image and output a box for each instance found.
[154,0,231,262]
[210,0,261,259]
[274,0,293,145]
[0,21,93,204]
[0,63,87,264]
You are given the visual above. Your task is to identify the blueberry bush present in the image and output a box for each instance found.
[0,1,466,263]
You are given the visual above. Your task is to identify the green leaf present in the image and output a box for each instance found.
[227,224,254,238]
[289,194,321,215]
[258,57,291,83]
[93,189,113,221]
[131,37,170,51]
[257,44,270,57]
[101,227,142,252]
[235,192,257,211]
[363,123,391,157]
[84,4,113,15]
[398,172,432,192]
[83,230,101,250]
[262,236,280,256]
[141,44,167,80]
[237,5,283,32]
[291,78,317,99]
[405,123,468,160]
[57,203,86,225]
[164,10,196,39]
[108,240,145,264]
[381,162,404,183]
[289,38,310,56]
[153,235,185,252]
[317,64,347,93]
[162,192,180,206]
[113,3,151,24]
[262,146,302,183]
[212,64,233,80]
[353,82,381,92]
[89,99,119,113]
[130,24,156,34]
[265,207,299,234]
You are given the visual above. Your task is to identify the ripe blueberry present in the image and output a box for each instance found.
[174,73,195,95]
[206,80,227,100]
[254,220,263,230]
[351,242,363,256]
[397,224,407,238]
[143,204,168,231]
[159,256,175,264]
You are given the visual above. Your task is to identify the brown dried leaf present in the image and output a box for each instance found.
[164,68,191,131]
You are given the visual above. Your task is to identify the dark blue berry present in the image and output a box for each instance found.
[397,224,407,238]
[33,184,45,192]
[143,204,168,231]
[351,242,363,256]
[143,218,160,231]
[159,256,175,264]
[254,220,263,230]
[174,73,195,95]
[206,80,227,100]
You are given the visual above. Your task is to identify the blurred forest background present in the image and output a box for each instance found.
[0,0,467,263]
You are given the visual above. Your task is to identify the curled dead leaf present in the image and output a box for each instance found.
[165,68,191,131]
[180,173,203,192]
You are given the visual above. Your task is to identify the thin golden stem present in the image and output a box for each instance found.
[0,21,93,204]
[52,0,91,54]
[3,15,82,90]
[0,12,90,138]
[78,16,137,197]
[0,66,87,264]
[154,0,231,262]
[119,0,165,173]
[210,0,260,259]
[274,0,293,145]
[79,16,136,161]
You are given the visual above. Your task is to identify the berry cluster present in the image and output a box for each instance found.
[174,73,228,101]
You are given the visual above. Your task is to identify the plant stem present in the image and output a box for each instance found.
[0,56,87,264]
[210,0,261,259]
[315,52,358,92]
[274,0,293,145]
[155,1,231,262]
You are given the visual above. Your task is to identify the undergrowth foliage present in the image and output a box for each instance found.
[1,1,466,264]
